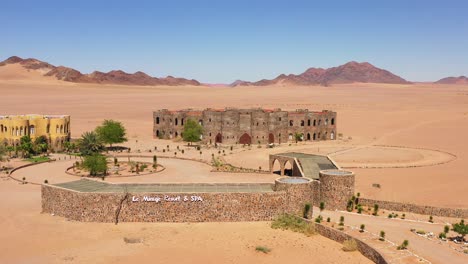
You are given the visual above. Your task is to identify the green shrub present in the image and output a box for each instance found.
[319,202,325,212]
[303,203,311,219]
[326,217,331,223]
[397,240,409,250]
[379,231,385,241]
[315,215,323,223]
[44,179,48,184]
[255,246,271,254]
[342,239,358,252]
[271,214,316,236]
[360,224,365,233]
[373,204,379,216]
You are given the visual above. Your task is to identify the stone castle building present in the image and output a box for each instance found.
[153,108,337,144]
[0,114,71,150]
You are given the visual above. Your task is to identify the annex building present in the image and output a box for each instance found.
[0,114,70,150]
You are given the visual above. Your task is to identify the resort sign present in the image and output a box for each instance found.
[132,195,203,203]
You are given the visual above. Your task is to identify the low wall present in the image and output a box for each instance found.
[313,223,388,264]
[42,178,314,222]
[359,198,468,218]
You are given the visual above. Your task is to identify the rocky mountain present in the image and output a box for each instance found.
[435,76,468,85]
[232,61,410,86]
[0,56,200,86]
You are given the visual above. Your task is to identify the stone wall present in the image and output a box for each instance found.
[359,198,468,218]
[313,223,388,264]
[42,179,314,222]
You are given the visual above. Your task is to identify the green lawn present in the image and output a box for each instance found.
[25,156,51,163]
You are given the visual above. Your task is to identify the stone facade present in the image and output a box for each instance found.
[0,114,70,150]
[359,198,468,218]
[41,178,314,222]
[153,108,337,145]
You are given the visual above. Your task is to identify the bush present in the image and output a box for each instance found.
[82,154,108,176]
[271,214,316,236]
[342,239,358,252]
[360,224,365,233]
[379,231,385,241]
[397,240,409,250]
[416,230,426,235]
[315,215,323,223]
[429,215,433,223]
[373,204,379,216]
[319,202,325,212]
[303,203,311,219]
[438,232,447,239]
[444,225,450,234]
[255,246,271,254]
[339,216,344,226]
[44,179,48,184]
[326,217,331,223]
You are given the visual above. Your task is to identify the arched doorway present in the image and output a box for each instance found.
[330,131,334,140]
[284,160,293,176]
[215,133,222,143]
[313,133,316,140]
[307,133,311,140]
[239,133,251,145]
[268,133,274,144]
[272,159,281,175]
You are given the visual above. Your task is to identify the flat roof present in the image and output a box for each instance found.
[54,179,274,193]
[272,152,337,179]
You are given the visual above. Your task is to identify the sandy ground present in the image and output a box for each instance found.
[1,66,468,263]
[0,179,371,264]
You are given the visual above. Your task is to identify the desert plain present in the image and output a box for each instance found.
[1,64,467,263]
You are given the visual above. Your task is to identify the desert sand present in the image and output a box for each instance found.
[1,64,468,263]
[1,64,467,207]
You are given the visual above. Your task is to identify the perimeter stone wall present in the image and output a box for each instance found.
[359,198,468,218]
[42,179,314,222]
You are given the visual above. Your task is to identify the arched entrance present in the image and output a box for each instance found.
[284,160,293,176]
[215,133,222,143]
[268,133,274,144]
[307,133,311,140]
[272,159,281,175]
[239,133,252,145]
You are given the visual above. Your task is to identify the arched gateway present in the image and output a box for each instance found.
[239,133,252,144]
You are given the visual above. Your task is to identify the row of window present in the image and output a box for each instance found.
[0,124,70,136]
[155,130,335,141]
[155,117,336,127]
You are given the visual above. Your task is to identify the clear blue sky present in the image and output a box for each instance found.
[2,0,467,83]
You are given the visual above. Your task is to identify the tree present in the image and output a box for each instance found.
[82,154,108,176]
[95,120,127,148]
[0,145,6,163]
[78,131,104,156]
[33,135,48,154]
[294,132,303,143]
[19,135,33,158]
[452,219,468,240]
[182,119,203,145]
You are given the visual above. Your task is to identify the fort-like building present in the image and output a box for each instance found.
[153,108,337,144]
[0,114,71,150]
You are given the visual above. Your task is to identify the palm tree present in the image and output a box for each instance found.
[78,131,104,156]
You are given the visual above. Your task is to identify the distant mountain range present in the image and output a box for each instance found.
[0,56,201,86]
[434,76,468,85]
[0,56,466,86]
[230,61,411,86]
